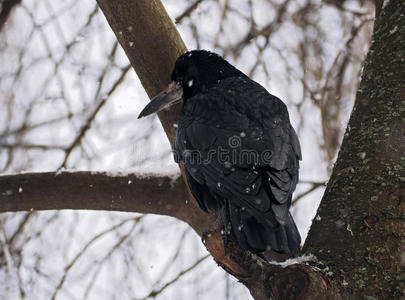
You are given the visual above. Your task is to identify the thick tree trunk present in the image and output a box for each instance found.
[303,1,405,298]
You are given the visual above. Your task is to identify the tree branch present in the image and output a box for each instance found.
[0,0,21,32]
[0,171,215,236]
[0,172,184,215]
[97,0,187,145]
[175,0,205,24]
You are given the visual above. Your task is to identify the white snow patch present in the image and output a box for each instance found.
[342,280,349,286]
[346,224,354,236]
[55,167,66,176]
[2,190,13,196]
[136,170,181,187]
[106,168,180,179]
[389,26,398,35]
[358,152,366,159]
[102,169,181,187]
[268,253,317,268]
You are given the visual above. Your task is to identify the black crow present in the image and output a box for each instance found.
[138,50,301,254]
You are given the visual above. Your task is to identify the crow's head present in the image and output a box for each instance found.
[138,50,246,118]
[171,50,247,99]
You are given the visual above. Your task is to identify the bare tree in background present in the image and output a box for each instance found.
[0,0,403,299]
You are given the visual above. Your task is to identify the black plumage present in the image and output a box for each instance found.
[139,50,301,254]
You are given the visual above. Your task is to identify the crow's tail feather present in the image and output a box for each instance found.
[226,200,300,254]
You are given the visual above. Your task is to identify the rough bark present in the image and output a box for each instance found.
[303,1,405,298]
[0,0,403,299]
[0,171,212,235]
[0,172,183,219]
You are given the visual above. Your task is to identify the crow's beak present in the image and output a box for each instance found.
[138,81,183,119]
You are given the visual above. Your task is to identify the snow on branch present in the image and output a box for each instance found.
[0,171,193,221]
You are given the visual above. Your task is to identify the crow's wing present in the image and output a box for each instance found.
[175,77,301,253]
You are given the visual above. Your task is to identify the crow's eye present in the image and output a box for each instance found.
[187,78,195,88]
